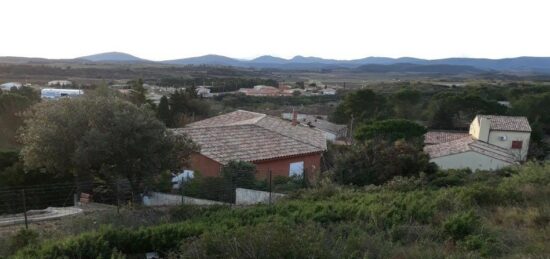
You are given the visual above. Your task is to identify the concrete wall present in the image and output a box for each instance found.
[235,188,286,205]
[487,130,530,161]
[430,151,513,171]
[143,192,228,206]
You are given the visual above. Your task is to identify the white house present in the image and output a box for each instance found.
[424,115,531,171]
[0,82,22,91]
[47,80,72,86]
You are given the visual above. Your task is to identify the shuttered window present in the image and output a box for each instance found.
[511,141,523,149]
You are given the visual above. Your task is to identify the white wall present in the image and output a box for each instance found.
[143,192,228,206]
[235,188,286,205]
[431,151,513,171]
[487,130,530,161]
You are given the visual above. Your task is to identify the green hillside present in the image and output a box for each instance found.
[9,162,550,258]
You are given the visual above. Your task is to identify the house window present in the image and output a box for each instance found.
[289,161,304,178]
[511,141,523,149]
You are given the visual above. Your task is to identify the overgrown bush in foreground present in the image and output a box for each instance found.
[13,162,550,258]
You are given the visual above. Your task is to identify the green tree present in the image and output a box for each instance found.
[168,89,210,127]
[0,89,39,149]
[510,92,550,132]
[128,78,147,106]
[19,96,197,198]
[354,119,427,143]
[391,89,422,119]
[426,93,507,129]
[332,89,389,124]
[333,140,436,186]
[156,95,171,125]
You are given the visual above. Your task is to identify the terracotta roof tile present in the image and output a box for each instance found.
[425,131,470,145]
[174,110,326,164]
[424,136,517,164]
[478,115,531,132]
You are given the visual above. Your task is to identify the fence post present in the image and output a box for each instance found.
[21,189,28,229]
[268,169,272,206]
[116,180,120,215]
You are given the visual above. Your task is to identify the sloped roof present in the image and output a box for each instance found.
[478,115,531,132]
[299,116,347,134]
[175,110,326,164]
[424,131,470,145]
[424,136,517,164]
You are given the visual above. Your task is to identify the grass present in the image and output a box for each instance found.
[5,162,550,258]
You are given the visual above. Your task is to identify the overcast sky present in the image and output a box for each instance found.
[1,0,548,61]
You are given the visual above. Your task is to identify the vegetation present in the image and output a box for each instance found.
[159,77,278,93]
[9,162,550,258]
[354,119,427,143]
[332,140,436,186]
[0,86,40,149]
[18,95,197,197]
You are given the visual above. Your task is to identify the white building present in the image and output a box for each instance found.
[424,115,531,171]
[47,80,72,86]
[0,82,22,91]
[196,86,213,98]
[41,88,83,99]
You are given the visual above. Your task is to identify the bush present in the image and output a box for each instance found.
[181,176,233,203]
[7,228,39,255]
[443,211,479,240]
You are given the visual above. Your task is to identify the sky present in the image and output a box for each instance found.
[1,0,549,61]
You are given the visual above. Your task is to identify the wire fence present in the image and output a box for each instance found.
[0,167,316,233]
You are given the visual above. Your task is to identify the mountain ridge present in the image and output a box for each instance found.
[2,52,550,73]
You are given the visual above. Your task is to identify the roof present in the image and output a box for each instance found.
[174,110,327,164]
[424,131,469,145]
[424,136,517,164]
[299,116,347,134]
[477,115,531,132]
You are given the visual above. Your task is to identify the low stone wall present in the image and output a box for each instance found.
[235,188,286,205]
[143,192,228,206]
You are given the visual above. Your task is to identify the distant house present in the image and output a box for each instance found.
[47,80,72,86]
[424,115,531,171]
[238,85,292,97]
[281,112,347,142]
[321,88,337,95]
[0,82,22,91]
[173,110,327,179]
[196,86,213,98]
[41,88,83,99]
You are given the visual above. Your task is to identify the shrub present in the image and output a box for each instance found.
[443,211,479,240]
[7,228,39,255]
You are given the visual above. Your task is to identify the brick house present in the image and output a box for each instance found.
[173,110,327,179]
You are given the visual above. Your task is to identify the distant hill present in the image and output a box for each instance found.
[1,52,549,73]
[78,52,148,63]
[160,54,550,73]
[163,54,244,66]
[354,63,486,74]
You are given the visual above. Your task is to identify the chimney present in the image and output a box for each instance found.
[292,110,298,126]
